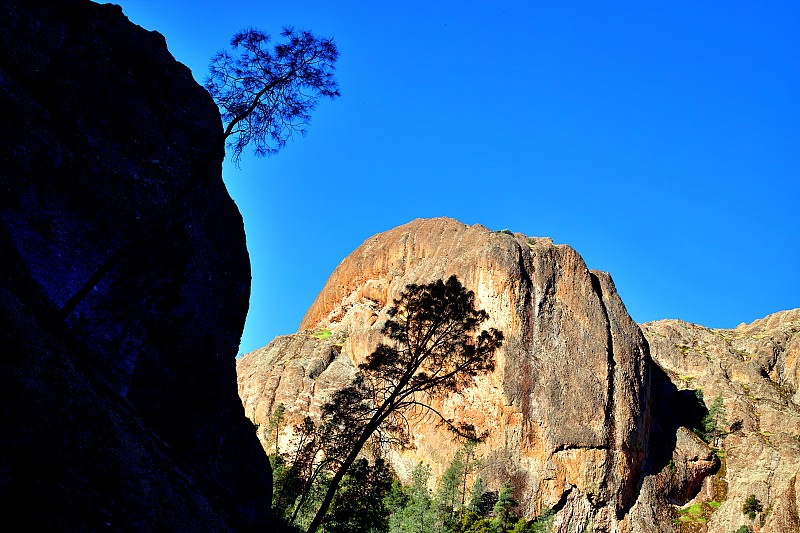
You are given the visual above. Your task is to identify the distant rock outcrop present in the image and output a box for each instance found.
[1,0,272,529]
[238,218,654,531]
[640,311,800,532]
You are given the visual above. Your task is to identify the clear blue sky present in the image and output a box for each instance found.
[114,1,799,354]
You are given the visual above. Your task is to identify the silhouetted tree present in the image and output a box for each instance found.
[206,27,340,164]
[305,275,503,532]
[271,417,324,522]
[273,386,394,529]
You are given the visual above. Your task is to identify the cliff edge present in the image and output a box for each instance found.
[1,0,272,528]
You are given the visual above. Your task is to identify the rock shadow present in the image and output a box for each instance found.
[644,361,708,476]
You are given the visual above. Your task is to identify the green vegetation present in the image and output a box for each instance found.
[672,499,727,529]
[307,276,502,532]
[386,458,551,533]
[270,424,558,533]
[326,458,393,533]
[493,482,519,531]
[310,328,332,340]
[389,462,443,533]
[733,526,752,533]
[310,327,348,347]
[742,494,763,520]
[268,403,286,455]
[293,276,503,533]
[432,442,480,528]
[694,393,728,444]
[675,503,706,525]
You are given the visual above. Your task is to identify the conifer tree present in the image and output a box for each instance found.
[492,481,518,532]
[468,478,485,514]
[268,403,286,455]
[206,27,340,164]
[305,276,503,532]
[436,453,464,527]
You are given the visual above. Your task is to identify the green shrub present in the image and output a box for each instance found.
[742,494,763,520]
[310,328,332,340]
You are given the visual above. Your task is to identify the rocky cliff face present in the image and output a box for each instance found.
[640,311,800,532]
[1,0,272,528]
[238,218,654,531]
[238,217,800,532]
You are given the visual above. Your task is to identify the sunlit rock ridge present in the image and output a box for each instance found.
[238,217,800,532]
[240,217,653,531]
[642,312,800,532]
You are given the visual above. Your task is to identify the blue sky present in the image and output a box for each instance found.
[114,1,799,354]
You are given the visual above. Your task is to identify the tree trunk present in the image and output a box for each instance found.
[304,419,378,532]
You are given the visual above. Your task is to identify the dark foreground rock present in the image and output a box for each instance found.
[0,0,272,528]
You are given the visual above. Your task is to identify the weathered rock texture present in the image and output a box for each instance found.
[238,217,654,531]
[640,311,800,532]
[0,0,271,528]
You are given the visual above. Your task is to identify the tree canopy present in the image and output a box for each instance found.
[304,275,503,532]
[742,494,763,521]
[206,27,340,163]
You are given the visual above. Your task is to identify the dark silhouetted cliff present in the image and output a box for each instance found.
[0,0,273,529]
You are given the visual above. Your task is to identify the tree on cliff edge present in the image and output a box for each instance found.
[305,275,504,532]
[206,27,340,165]
[53,27,339,324]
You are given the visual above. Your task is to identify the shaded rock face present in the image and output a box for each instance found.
[639,311,800,533]
[1,0,271,528]
[238,217,653,531]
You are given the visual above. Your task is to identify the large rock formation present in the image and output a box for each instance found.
[238,218,654,531]
[238,217,800,532]
[640,311,800,532]
[1,0,272,528]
